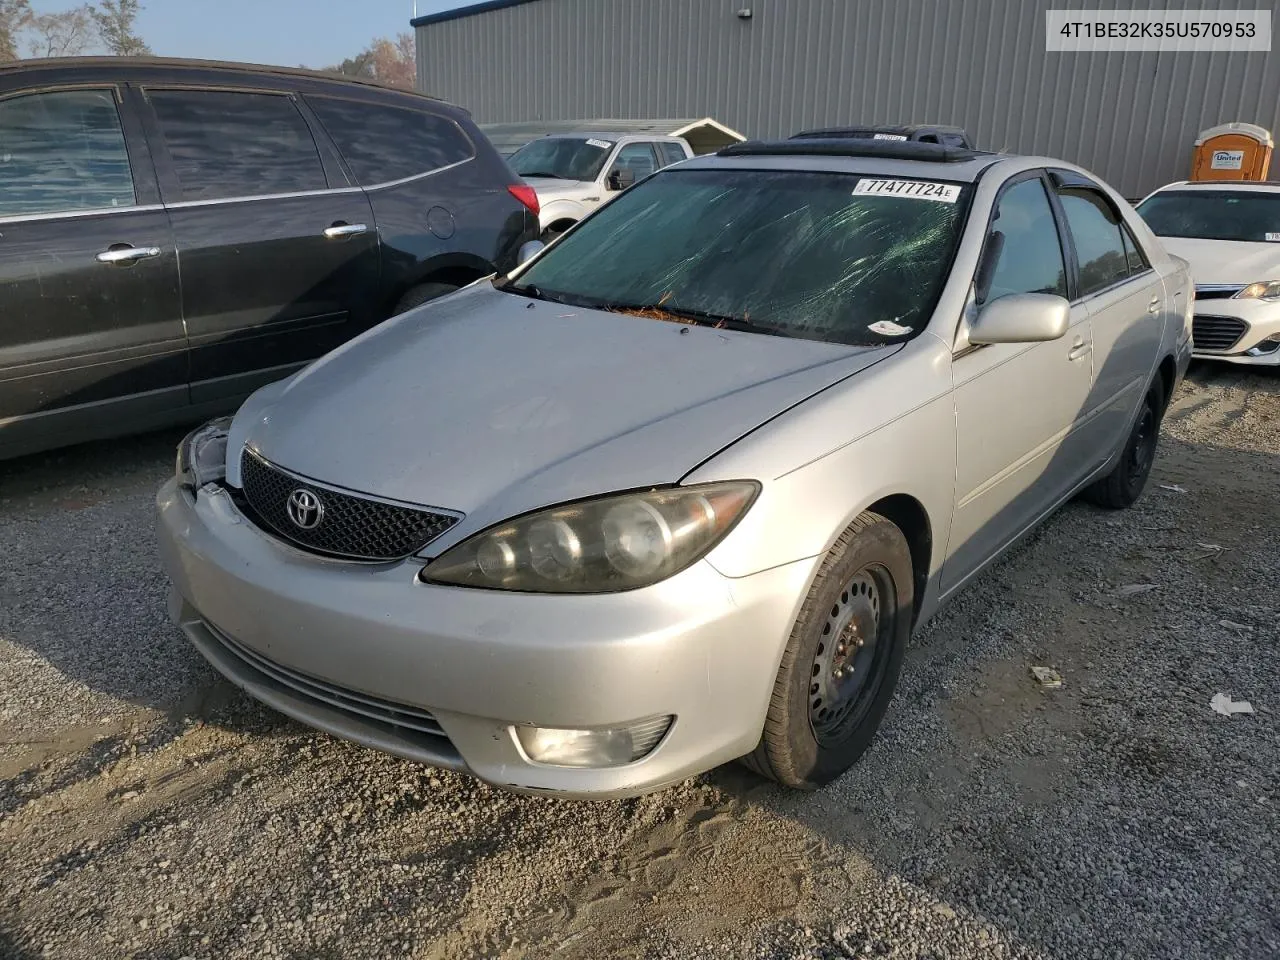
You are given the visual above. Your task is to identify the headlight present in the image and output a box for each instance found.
[176,417,233,489]
[1234,280,1280,301]
[421,481,759,593]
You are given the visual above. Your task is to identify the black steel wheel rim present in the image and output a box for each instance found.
[809,564,896,746]
[1126,400,1158,491]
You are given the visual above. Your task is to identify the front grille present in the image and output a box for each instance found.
[1194,285,1244,300]
[210,623,450,741]
[238,448,460,561]
[1192,315,1249,352]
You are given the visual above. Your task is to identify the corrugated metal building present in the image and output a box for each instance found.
[413,0,1280,198]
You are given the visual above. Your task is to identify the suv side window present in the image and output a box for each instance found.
[307,97,474,186]
[658,141,687,167]
[1057,187,1131,296]
[0,89,135,217]
[983,177,1067,302]
[611,142,659,180]
[147,89,327,202]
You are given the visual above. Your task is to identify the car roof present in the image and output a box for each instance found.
[1148,179,1280,194]
[678,138,1009,183]
[535,132,687,142]
[0,55,454,104]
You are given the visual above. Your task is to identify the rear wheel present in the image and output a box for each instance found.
[742,512,913,789]
[391,281,459,316]
[1082,379,1165,510]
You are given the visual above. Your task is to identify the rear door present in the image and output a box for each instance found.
[1050,174,1164,454]
[0,83,185,456]
[136,84,380,405]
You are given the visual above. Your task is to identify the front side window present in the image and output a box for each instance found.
[308,97,473,185]
[1136,189,1280,243]
[984,177,1067,301]
[1058,188,1130,296]
[0,89,135,217]
[611,143,659,180]
[148,89,327,202]
[505,169,969,347]
[659,141,687,166]
[509,137,613,181]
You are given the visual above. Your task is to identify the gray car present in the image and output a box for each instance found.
[157,138,1192,798]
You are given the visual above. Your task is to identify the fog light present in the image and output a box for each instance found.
[515,716,672,768]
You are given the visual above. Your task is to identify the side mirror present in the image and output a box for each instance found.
[517,239,545,265]
[606,167,636,191]
[969,293,1070,345]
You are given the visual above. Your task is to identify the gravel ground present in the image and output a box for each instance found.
[1,362,1276,960]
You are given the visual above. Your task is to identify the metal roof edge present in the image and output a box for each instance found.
[411,0,541,28]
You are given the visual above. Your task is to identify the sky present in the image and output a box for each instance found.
[28,0,464,68]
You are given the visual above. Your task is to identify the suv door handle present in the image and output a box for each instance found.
[1068,337,1092,361]
[323,222,368,240]
[1148,296,1161,314]
[96,245,161,264]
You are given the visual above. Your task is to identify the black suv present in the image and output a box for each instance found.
[0,57,539,459]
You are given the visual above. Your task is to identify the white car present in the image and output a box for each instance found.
[1136,181,1280,366]
[507,133,694,242]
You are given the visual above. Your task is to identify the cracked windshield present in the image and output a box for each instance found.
[509,169,968,346]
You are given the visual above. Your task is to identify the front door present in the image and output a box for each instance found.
[944,174,1094,593]
[0,85,184,457]
[137,85,380,404]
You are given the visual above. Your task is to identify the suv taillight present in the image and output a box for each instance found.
[508,184,540,216]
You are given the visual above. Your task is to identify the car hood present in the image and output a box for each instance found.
[1157,236,1280,285]
[234,284,895,527]
[524,176,592,195]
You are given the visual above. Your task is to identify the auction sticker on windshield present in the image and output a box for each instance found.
[586,138,612,149]
[854,179,961,203]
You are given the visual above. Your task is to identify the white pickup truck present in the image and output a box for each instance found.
[508,132,694,241]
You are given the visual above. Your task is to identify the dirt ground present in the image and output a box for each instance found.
[1,362,1276,960]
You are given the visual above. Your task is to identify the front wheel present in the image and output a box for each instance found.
[742,512,914,789]
[1082,379,1165,510]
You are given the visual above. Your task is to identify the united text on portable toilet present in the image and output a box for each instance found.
[1190,122,1273,182]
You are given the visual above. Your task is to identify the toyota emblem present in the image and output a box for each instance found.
[286,488,324,530]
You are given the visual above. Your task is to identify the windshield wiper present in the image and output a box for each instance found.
[516,171,562,179]
[608,302,762,331]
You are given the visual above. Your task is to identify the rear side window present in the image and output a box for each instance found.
[984,177,1067,302]
[1120,225,1149,275]
[658,141,687,166]
[0,89,135,217]
[148,89,327,202]
[308,97,474,185]
[1057,188,1131,296]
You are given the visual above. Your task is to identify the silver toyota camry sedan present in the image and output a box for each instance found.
[157,138,1192,798]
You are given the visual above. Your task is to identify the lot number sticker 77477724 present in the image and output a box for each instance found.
[853,179,961,203]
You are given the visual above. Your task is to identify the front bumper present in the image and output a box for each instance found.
[156,479,818,798]
[1192,298,1280,366]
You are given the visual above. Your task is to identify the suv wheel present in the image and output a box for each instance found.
[392,282,459,316]
[1082,379,1165,510]
[742,511,913,789]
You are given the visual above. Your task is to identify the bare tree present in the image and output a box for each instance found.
[0,0,32,62]
[328,33,415,89]
[27,5,94,58]
[90,0,149,56]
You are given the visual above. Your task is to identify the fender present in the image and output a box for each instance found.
[539,197,589,232]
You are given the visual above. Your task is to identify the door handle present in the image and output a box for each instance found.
[1067,337,1092,361]
[1148,296,1161,315]
[323,222,368,240]
[96,245,161,264]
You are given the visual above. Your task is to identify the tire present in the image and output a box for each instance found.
[1081,378,1165,510]
[391,282,459,316]
[742,512,914,789]
[540,223,573,245]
